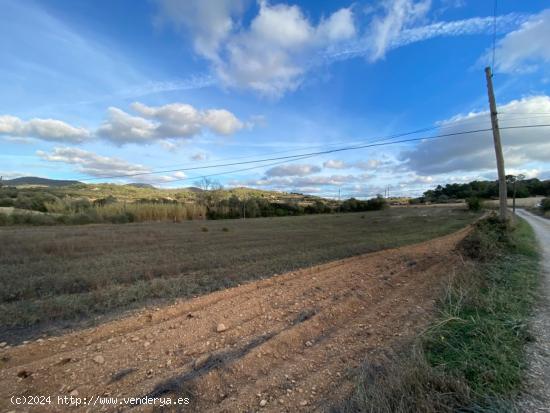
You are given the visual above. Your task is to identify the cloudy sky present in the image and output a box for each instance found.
[1,0,550,198]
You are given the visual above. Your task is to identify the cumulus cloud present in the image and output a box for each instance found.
[252,173,368,188]
[37,147,151,177]
[36,147,186,184]
[96,102,244,144]
[402,95,550,175]
[488,9,550,73]
[323,159,382,170]
[265,164,321,177]
[156,0,355,97]
[155,0,528,96]
[0,115,90,143]
[323,159,347,169]
[154,0,245,61]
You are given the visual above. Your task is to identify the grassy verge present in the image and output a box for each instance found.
[335,215,540,413]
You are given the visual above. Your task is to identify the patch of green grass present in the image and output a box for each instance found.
[335,215,540,412]
[424,217,538,397]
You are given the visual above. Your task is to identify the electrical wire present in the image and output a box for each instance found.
[143,124,550,186]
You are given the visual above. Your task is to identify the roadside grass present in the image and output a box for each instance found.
[0,207,477,340]
[334,215,540,413]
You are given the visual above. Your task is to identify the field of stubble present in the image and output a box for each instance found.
[0,206,477,339]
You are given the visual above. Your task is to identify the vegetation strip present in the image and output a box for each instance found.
[336,215,540,412]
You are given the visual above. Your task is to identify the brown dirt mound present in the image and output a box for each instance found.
[0,227,471,412]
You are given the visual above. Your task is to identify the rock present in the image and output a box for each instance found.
[0,342,7,348]
[216,323,227,333]
[144,341,151,348]
[305,341,313,347]
[300,400,309,406]
[260,399,267,407]
[194,354,210,370]
[93,355,105,364]
[17,370,31,378]
[70,390,79,397]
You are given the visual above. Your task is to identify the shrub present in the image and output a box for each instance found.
[201,227,209,232]
[466,197,482,211]
[9,212,58,226]
[0,213,9,226]
[222,227,229,232]
[458,215,506,261]
[0,197,14,207]
[540,197,550,212]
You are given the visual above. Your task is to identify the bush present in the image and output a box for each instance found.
[458,215,507,261]
[465,197,482,211]
[9,212,58,226]
[0,197,14,207]
[540,197,550,212]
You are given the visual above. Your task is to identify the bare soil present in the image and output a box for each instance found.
[0,227,471,412]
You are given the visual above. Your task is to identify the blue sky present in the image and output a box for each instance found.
[1,0,550,198]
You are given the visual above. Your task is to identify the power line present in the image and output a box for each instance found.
[78,125,442,182]
[117,128,496,185]
[141,124,550,186]
[78,113,515,182]
[77,114,540,183]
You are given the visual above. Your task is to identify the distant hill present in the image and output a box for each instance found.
[184,186,204,193]
[125,183,156,189]
[2,176,82,187]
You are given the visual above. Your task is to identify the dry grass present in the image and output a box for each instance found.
[0,207,477,338]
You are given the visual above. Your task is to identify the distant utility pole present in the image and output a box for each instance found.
[485,66,507,221]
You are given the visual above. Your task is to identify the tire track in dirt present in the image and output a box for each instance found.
[0,227,470,412]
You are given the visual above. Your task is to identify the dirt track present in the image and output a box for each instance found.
[0,227,471,412]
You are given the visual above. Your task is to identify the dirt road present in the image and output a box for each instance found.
[516,209,550,412]
[0,228,471,413]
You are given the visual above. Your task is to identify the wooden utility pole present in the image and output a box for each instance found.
[485,66,507,221]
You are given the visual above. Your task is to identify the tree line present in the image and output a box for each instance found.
[421,178,550,203]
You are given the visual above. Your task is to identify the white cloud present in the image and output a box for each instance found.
[96,102,244,144]
[0,115,90,143]
[323,159,382,170]
[354,159,382,170]
[367,0,431,62]
[490,9,550,73]
[96,107,157,144]
[36,147,188,184]
[242,173,372,196]
[323,159,347,169]
[37,147,151,177]
[265,164,321,177]
[156,0,356,97]
[402,95,550,174]
[154,0,245,61]
[328,8,524,63]
[155,0,528,96]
